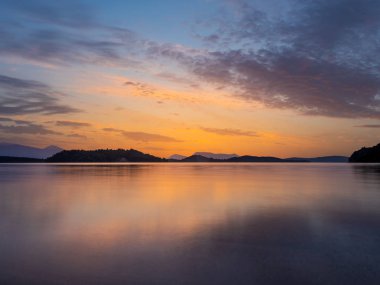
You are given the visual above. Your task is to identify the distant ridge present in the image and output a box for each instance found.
[177,155,308,163]
[0,143,63,159]
[193,152,238,160]
[168,154,187,160]
[0,156,44,163]
[169,152,238,160]
[287,156,348,163]
[170,153,347,162]
[228,155,289,162]
[181,155,220,162]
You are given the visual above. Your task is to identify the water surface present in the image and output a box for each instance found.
[0,163,379,285]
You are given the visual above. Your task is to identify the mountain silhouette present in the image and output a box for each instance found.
[180,155,220,162]
[178,155,307,162]
[349,143,380,163]
[193,152,238,160]
[168,154,187,160]
[0,143,62,159]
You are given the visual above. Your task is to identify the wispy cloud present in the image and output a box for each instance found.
[0,1,141,67]
[103,128,181,142]
[201,127,258,137]
[355,124,380,128]
[56,121,91,128]
[0,117,61,135]
[124,81,155,96]
[0,74,79,115]
[67,133,87,139]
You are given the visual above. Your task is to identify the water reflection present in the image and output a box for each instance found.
[0,163,379,284]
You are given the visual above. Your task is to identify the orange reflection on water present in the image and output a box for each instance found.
[3,163,371,250]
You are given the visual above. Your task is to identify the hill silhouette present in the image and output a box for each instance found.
[349,143,380,163]
[46,149,166,162]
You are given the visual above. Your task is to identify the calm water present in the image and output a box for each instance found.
[0,163,379,285]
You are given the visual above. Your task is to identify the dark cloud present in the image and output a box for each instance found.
[155,72,200,88]
[56,121,91,128]
[67,133,87,139]
[103,128,181,142]
[0,28,136,66]
[124,81,155,96]
[156,0,380,119]
[189,50,380,118]
[0,74,79,115]
[0,117,30,124]
[355,124,380,128]
[201,127,258,137]
[0,117,13,122]
[0,1,140,66]
[0,117,61,135]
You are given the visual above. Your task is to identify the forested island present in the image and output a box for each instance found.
[349,143,380,163]
[46,149,166,162]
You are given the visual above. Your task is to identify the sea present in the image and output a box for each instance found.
[0,163,379,285]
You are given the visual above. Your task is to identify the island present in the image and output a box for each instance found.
[349,143,380,163]
[46,149,167,162]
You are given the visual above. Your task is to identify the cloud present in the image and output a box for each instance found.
[56,121,91,128]
[0,1,141,66]
[67,133,87,139]
[153,0,380,119]
[0,74,79,115]
[189,50,380,118]
[124,81,155,96]
[155,72,200,88]
[0,117,62,135]
[355,124,380,128]
[103,128,181,142]
[201,127,258,137]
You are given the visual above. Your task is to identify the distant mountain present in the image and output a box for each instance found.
[0,156,44,163]
[179,155,307,163]
[227,155,297,162]
[193,152,238,160]
[168,154,187,160]
[287,156,348,163]
[0,143,63,159]
[181,155,220,162]
[46,149,166,162]
[349,143,380,163]
[178,152,347,162]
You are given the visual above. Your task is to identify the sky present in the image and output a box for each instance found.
[0,0,379,158]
